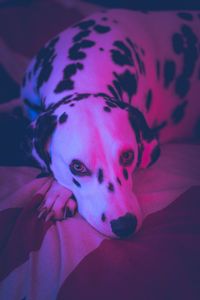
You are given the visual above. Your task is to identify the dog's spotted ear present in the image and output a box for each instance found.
[32,112,57,172]
[128,106,160,168]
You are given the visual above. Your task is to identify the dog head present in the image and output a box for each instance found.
[32,94,160,238]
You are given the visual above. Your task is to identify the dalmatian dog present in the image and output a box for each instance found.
[21,9,200,238]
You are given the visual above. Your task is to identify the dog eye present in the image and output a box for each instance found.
[70,159,91,176]
[119,150,134,166]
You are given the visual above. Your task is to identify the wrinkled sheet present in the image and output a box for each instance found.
[0,144,200,299]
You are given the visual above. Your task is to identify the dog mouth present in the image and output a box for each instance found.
[74,188,142,238]
[77,202,141,238]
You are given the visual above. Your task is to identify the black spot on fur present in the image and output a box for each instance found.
[112,79,122,100]
[102,17,108,21]
[175,76,190,98]
[47,95,73,111]
[59,112,68,124]
[94,92,112,99]
[34,113,57,170]
[34,36,59,91]
[115,101,128,110]
[60,94,74,101]
[171,101,188,124]
[106,101,117,108]
[110,70,138,104]
[108,85,120,101]
[54,79,74,92]
[54,63,83,93]
[69,46,81,61]
[99,47,104,51]
[111,40,134,66]
[126,38,145,75]
[128,106,155,143]
[73,93,91,100]
[117,177,122,185]
[94,25,111,33]
[64,64,80,77]
[104,106,111,112]
[79,40,96,48]
[70,103,75,107]
[164,60,176,88]
[34,36,59,74]
[182,47,198,78]
[73,30,90,42]
[181,24,197,44]
[148,146,161,167]
[145,89,152,112]
[177,12,193,21]
[68,45,86,61]
[72,178,81,187]
[172,25,198,99]
[136,143,143,169]
[123,169,128,180]
[69,40,95,60]
[108,182,114,192]
[101,213,106,222]
[152,120,168,135]
[74,19,96,30]
[98,168,104,184]
[172,33,184,54]
[95,93,129,109]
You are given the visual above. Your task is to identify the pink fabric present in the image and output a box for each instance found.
[58,187,200,300]
[0,170,105,299]
[0,195,52,281]
[0,171,200,299]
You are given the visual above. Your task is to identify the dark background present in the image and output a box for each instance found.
[0,0,200,10]
[85,0,200,10]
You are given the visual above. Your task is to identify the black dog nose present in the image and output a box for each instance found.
[110,213,137,238]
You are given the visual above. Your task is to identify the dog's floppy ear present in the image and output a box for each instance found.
[32,112,57,172]
[128,106,160,168]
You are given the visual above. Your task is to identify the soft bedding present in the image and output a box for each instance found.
[0,1,200,299]
[0,145,200,300]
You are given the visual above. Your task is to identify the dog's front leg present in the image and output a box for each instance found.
[37,179,77,221]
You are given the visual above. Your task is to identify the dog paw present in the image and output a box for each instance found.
[37,180,77,221]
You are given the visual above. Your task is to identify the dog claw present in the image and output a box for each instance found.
[45,211,54,222]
